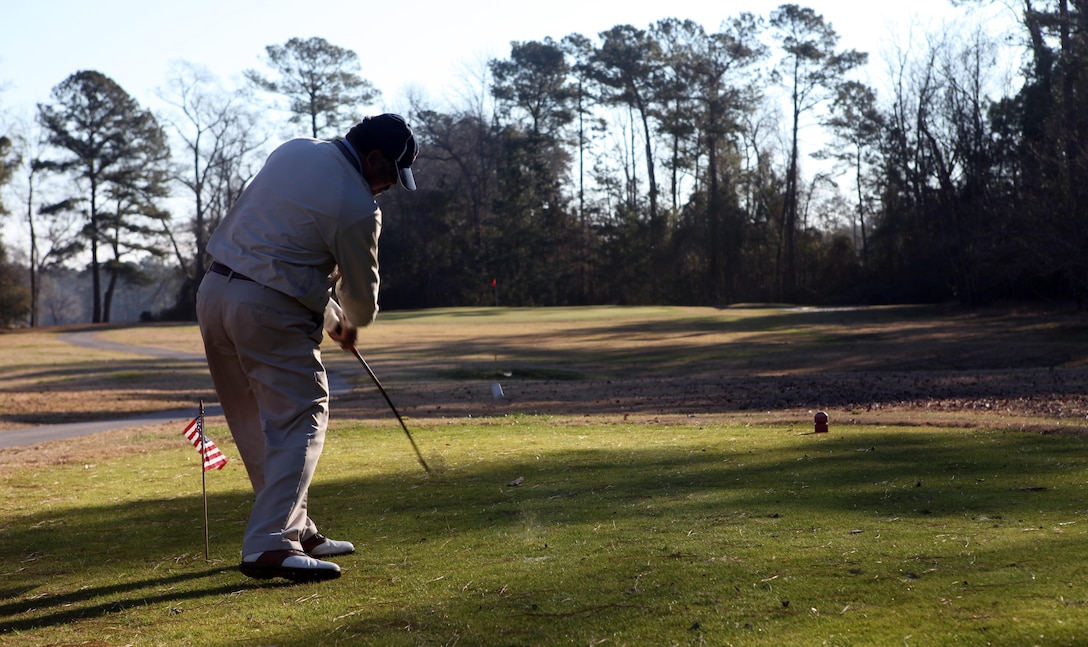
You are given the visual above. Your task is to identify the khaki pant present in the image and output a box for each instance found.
[196,270,328,556]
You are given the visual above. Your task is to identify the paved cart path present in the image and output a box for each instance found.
[0,330,351,450]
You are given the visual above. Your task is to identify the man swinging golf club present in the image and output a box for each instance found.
[196,114,418,582]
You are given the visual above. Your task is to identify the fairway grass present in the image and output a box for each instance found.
[3,417,1087,646]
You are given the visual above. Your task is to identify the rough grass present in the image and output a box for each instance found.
[2,304,1088,645]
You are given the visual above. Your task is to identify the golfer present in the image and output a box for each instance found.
[196,114,418,581]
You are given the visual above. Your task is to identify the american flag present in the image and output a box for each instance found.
[182,416,228,471]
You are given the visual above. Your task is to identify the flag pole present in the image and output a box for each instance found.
[199,399,210,561]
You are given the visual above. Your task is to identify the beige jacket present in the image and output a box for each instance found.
[206,137,381,328]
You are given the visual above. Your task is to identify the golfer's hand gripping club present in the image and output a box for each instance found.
[323,299,431,474]
[322,298,357,350]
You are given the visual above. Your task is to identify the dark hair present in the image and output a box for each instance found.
[345,113,418,190]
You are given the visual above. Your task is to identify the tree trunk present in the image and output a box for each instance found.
[103,265,117,323]
[782,84,802,301]
[25,179,38,327]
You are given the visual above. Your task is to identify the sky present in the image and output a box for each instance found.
[1,0,1018,123]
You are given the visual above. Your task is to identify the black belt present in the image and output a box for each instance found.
[209,261,254,282]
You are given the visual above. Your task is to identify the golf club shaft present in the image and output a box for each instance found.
[349,346,431,474]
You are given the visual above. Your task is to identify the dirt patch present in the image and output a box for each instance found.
[3,304,1088,465]
[0,423,183,475]
[328,369,1088,432]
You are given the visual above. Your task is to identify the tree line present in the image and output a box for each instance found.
[0,1,1085,326]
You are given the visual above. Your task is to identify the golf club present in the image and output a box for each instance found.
[325,299,431,474]
[348,345,431,474]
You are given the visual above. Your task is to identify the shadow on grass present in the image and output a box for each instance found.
[384,304,1088,378]
[2,427,1086,641]
[0,357,215,426]
[325,304,1088,422]
[354,430,1085,530]
[8,305,1088,429]
[0,358,206,393]
[0,567,295,634]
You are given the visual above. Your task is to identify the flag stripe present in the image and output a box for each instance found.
[182,416,229,471]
